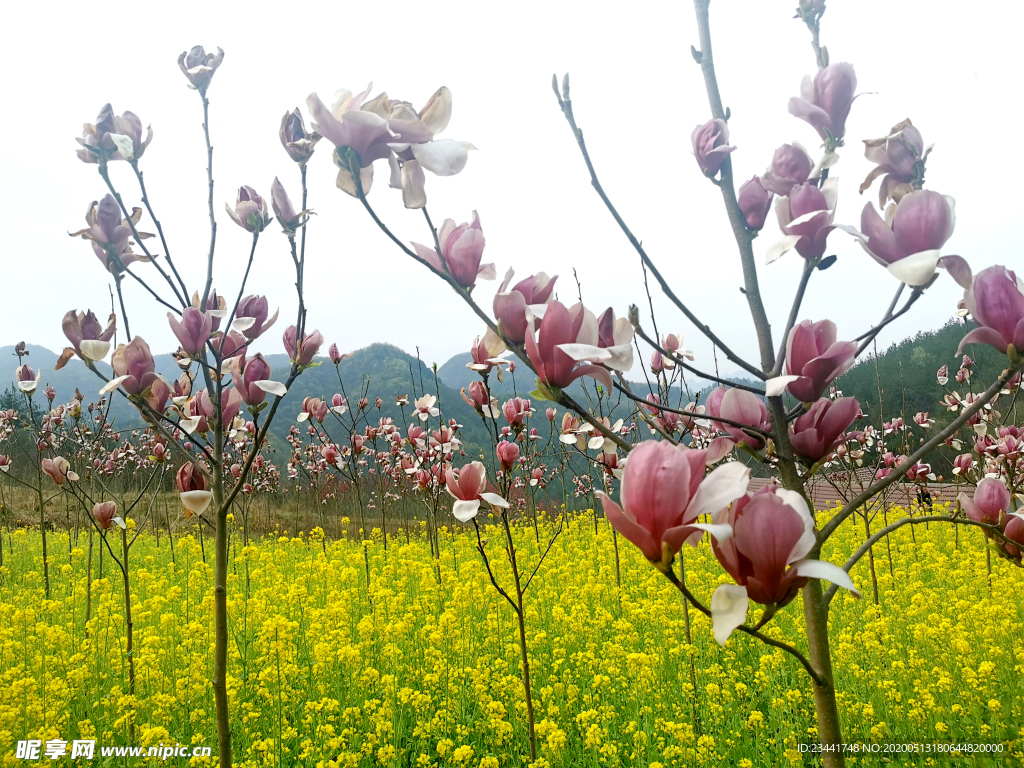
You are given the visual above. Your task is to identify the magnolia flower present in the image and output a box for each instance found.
[596,308,635,372]
[788,63,857,144]
[691,119,735,177]
[106,337,159,396]
[595,440,750,568]
[847,190,957,286]
[445,461,509,521]
[42,456,79,485]
[958,266,1024,357]
[959,478,1010,525]
[467,329,509,376]
[766,319,857,402]
[493,269,559,343]
[762,143,814,195]
[710,487,859,645]
[307,85,429,197]
[270,177,302,231]
[936,364,949,386]
[952,453,974,477]
[384,86,477,208]
[767,179,839,263]
[177,46,224,91]
[414,394,439,422]
[789,397,860,464]
[502,397,533,428]
[168,307,213,357]
[16,364,40,394]
[230,353,286,406]
[76,103,152,163]
[0,455,11,473]
[70,195,153,273]
[233,295,278,339]
[176,462,213,517]
[496,440,520,472]
[226,186,272,233]
[523,301,623,396]
[706,388,772,450]
[412,211,496,288]
[282,326,323,366]
[860,119,930,206]
[280,108,321,163]
[738,176,774,230]
[93,501,125,530]
[60,309,115,366]
[461,381,500,418]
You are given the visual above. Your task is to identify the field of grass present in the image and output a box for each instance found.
[0,503,1022,766]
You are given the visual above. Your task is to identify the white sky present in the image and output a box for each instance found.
[3,0,1021,377]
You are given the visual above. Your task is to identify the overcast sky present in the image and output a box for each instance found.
[2,0,1019,378]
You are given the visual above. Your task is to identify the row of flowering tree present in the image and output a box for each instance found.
[4,0,1023,765]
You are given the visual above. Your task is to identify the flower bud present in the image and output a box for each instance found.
[177,46,224,91]
[691,118,735,177]
[226,186,272,233]
[737,176,773,230]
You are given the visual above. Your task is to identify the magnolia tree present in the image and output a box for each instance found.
[22,0,1024,765]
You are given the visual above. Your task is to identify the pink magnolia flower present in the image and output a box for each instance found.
[788,62,857,143]
[737,176,773,230]
[461,381,500,418]
[233,295,278,339]
[270,177,301,230]
[61,309,115,363]
[706,388,771,450]
[466,330,508,375]
[767,319,857,403]
[16,364,40,394]
[445,461,509,521]
[41,456,78,485]
[176,461,212,517]
[107,338,159,396]
[852,190,957,286]
[0,455,11,473]
[282,326,323,366]
[952,453,974,477]
[412,211,496,289]
[691,119,735,177]
[958,266,1024,357]
[177,45,224,91]
[280,108,321,164]
[493,269,559,344]
[936,364,949,386]
[93,501,125,530]
[762,143,814,196]
[769,180,839,263]
[75,103,152,163]
[168,307,213,357]
[710,487,859,644]
[859,119,928,207]
[413,395,439,422]
[523,301,617,394]
[790,397,860,464]
[502,397,533,428]
[959,478,1010,525]
[546,407,556,422]
[496,440,520,471]
[595,440,750,567]
[1000,514,1024,559]
[225,186,272,233]
[69,195,153,273]
[231,353,286,406]
[193,388,243,431]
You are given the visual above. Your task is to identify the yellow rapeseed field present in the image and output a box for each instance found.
[0,503,1022,766]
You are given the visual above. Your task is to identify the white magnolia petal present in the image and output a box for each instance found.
[556,343,613,363]
[559,434,578,445]
[710,584,749,646]
[587,435,605,451]
[231,317,256,332]
[108,133,135,160]
[819,175,840,211]
[80,339,111,362]
[207,309,228,318]
[452,499,481,522]
[765,235,803,265]
[99,375,130,395]
[602,342,634,372]
[480,492,510,508]
[180,490,214,515]
[178,416,201,434]
[410,139,470,177]
[254,380,288,397]
[113,516,127,530]
[685,522,734,544]
[765,375,799,397]
[794,559,861,597]
[887,249,941,287]
[687,462,751,522]
[777,488,816,563]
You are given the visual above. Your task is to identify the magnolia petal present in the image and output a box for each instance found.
[178,416,201,434]
[685,522,734,543]
[254,380,288,397]
[80,339,111,362]
[180,490,214,515]
[411,139,470,177]
[777,488,816,563]
[481,492,510,508]
[99,375,130,395]
[704,437,736,464]
[587,435,605,451]
[765,235,803,265]
[710,584,749,646]
[765,375,799,397]
[108,133,135,160]
[793,558,861,597]
[556,343,613,363]
[887,249,941,287]
[452,498,481,522]
[686,461,751,522]
[231,317,257,332]
[112,516,127,530]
